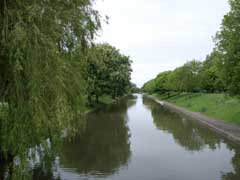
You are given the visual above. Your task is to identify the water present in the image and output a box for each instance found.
[33,94,240,180]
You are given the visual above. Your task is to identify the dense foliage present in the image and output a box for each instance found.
[143,0,240,96]
[0,0,100,161]
[0,0,133,179]
[129,83,140,93]
[215,0,240,95]
[82,43,132,105]
[142,55,224,94]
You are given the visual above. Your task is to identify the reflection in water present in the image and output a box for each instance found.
[33,95,137,180]
[222,146,240,180]
[142,96,222,151]
[60,99,134,175]
[142,95,240,180]
[3,94,240,180]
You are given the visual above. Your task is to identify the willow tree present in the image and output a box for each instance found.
[0,0,101,171]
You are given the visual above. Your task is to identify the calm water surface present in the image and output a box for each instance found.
[34,94,240,180]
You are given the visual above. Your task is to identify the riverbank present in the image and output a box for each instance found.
[86,96,115,113]
[0,96,120,119]
[86,95,132,113]
[151,93,240,125]
[147,94,240,144]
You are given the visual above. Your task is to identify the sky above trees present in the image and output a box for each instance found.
[95,0,229,87]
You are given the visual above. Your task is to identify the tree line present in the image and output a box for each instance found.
[82,43,133,105]
[0,0,134,178]
[142,0,240,96]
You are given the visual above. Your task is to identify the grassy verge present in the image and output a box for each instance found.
[151,92,240,125]
[85,95,115,113]
[98,96,115,105]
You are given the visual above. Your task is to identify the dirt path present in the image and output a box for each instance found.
[147,95,240,145]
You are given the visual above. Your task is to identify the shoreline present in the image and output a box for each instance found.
[147,95,240,145]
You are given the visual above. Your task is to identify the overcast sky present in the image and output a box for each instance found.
[95,0,229,87]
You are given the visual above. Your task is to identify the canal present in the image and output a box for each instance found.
[33,94,240,180]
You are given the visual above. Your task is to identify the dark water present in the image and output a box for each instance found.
[33,94,240,180]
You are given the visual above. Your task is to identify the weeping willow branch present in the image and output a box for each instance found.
[0,1,102,176]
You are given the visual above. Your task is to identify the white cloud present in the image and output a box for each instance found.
[95,0,229,87]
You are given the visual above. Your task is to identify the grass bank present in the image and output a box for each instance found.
[151,92,240,125]
[86,95,116,113]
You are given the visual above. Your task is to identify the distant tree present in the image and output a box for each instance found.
[165,60,202,93]
[84,43,132,103]
[200,50,225,93]
[129,83,140,93]
[155,71,172,93]
[180,60,203,92]
[142,60,203,94]
[142,79,157,94]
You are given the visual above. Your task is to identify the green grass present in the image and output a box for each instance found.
[85,95,115,113]
[152,92,240,125]
[98,96,115,105]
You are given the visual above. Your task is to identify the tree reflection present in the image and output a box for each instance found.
[59,96,136,176]
[222,144,240,180]
[143,96,240,180]
[0,96,136,180]
[32,166,61,180]
[142,96,221,151]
